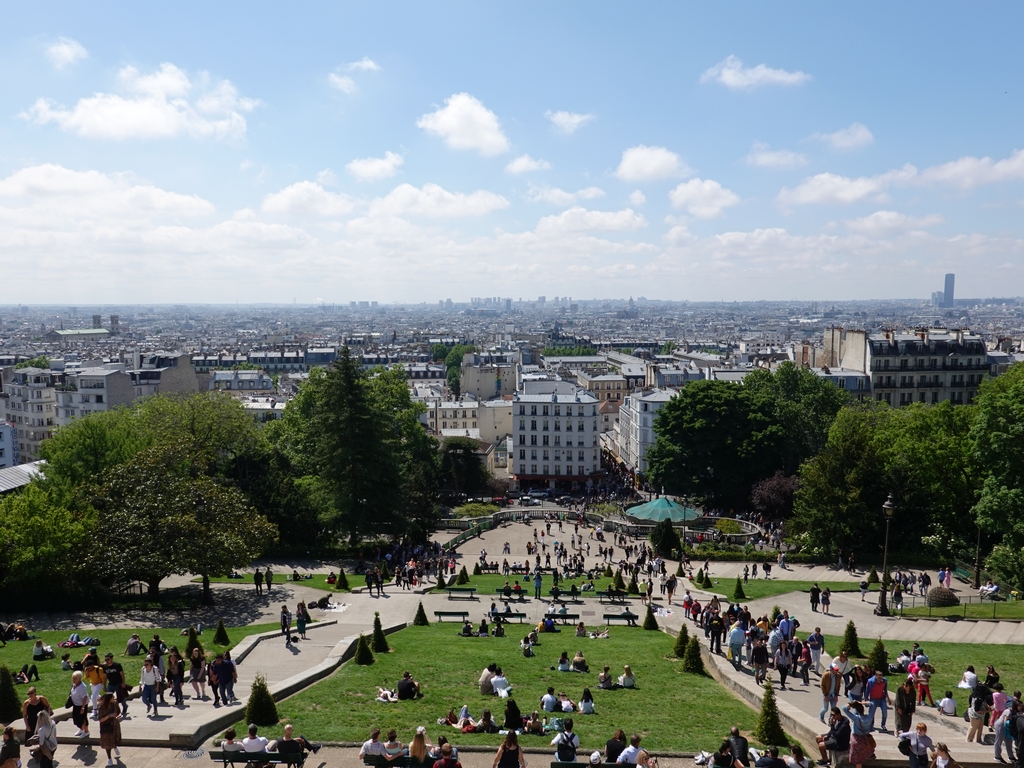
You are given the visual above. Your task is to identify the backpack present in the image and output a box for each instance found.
[555,732,577,762]
[1011,714,1024,741]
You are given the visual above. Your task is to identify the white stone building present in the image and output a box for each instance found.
[1,368,56,463]
[511,388,601,490]
[615,389,675,475]
[55,367,135,428]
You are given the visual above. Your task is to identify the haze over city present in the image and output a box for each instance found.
[2,3,1023,304]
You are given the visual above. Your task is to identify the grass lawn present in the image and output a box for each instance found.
[815,633,1024,715]
[901,602,1024,620]
[433,573,616,597]
[697,578,879,602]
[1,623,278,707]
[265,624,793,753]
[193,574,392,593]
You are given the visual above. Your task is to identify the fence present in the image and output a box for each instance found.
[892,590,1022,620]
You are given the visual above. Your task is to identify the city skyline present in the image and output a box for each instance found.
[2,3,1024,303]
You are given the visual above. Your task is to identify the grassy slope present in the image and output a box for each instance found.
[698,578,879,602]
[434,574,616,596]
[268,624,786,752]
[1,623,277,706]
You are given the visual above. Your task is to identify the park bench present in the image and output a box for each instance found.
[434,611,471,622]
[495,588,527,602]
[480,564,500,574]
[953,565,971,582]
[364,755,431,768]
[209,750,305,768]
[446,586,477,600]
[596,590,629,604]
[547,589,583,603]
[497,612,527,623]
[554,613,580,625]
[604,612,639,626]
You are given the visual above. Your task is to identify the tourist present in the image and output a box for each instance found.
[576,622,588,638]
[957,666,977,692]
[296,602,310,640]
[22,686,52,742]
[994,700,1018,764]
[280,604,293,646]
[140,658,161,717]
[97,692,122,766]
[618,665,636,689]
[360,728,386,759]
[809,584,821,613]
[32,639,55,661]
[786,745,811,768]
[728,726,750,767]
[895,678,917,734]
[774,642,793,691]
[222,728,243,752]
[492,731,526,768]
[409,727,432,763]
[916,663,935,707]
[122,633,145,657]
[573,650,590,673]
[433,742,462,768]
[927,743,962,768]
[503,698,523,731]
[383,729,406,758]
[480,663,497,695]
[751,639,770,685]
[0,727,21,768]
[31,710,58,768]
[243,723,273,753]
[557,652,572,672]
[542,686,558,711]
[843,701,875,768]
[491,668,512,698]
[814,707,850,767]
[580,688,595,715]
[606,729,627,763]
[397,670,420,700]
[277,724,322,757]
[937,691,957,716]
[754,746,786,768]
[598,666,615,689]
[475,709,500,734]
[897,722,932,768]
[265,568,275,592]
[552,717,580,762]
[966,692,990,743]
[84,657,106,720]
[167,648,185,707]
[727,623,745,669]
[617,734,643,764]
[820,666,842,723]
[254,568,264,595]
[221,650,237,703]
[526,712,544,735]
[820,589,831,615]
[985,665,1001,688]
[522,636,534,657]
[865,669,891,732]
[69,670,90,737]
[806,628,824,675]
[189,647,207,700]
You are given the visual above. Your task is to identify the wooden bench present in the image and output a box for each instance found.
[547,589,583,603]
[495,588,527,602]
[434,611,471,622]
[953,566,971,582]
[364,755,431,768]
[555,613,580,625]
[604,612,639,626]
[209,750,305,768]
[596,590,630,604]
[480,565,500,574]
[446,586,477,600]
[497,612,527,623]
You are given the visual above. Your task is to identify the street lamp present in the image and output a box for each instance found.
[874,494,896,617]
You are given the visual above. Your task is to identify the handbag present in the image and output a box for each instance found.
[898,739,912,756]
[65,695,74,709]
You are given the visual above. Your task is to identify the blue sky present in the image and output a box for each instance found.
[2,3,1023,304]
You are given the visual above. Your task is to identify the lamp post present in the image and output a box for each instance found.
[874,494,896,617]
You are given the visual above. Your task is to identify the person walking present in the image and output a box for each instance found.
[97,693,122,766]
[534,571,543,600]
[806,628,824,675]
[866,669,891,733]
[139,658,161,717]
[253,568,264,595]
[265,568,275,593]
[809,584,821,613]
[296,602,310,640]
[69,670,90,738]
[820,666,842,723]
[281,604,293,646]
[188,647,207,700]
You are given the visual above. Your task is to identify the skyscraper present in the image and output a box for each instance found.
[943,273,955,308]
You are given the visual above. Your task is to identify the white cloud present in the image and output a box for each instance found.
[528,186,605,206]
[328,74,358,95]
[811,122,874,151]
[778,164,917,207]
[370,183,509,217]
[346,151,404,181]
[919,148,1024,189]
[315,168,338,186]
[745,142,807,169]
[348,57,380,72]
[629,190,646,206]
[261,181,355,217]
[506,155,551,174]
[22,63,258,141]
[535,207,647,235]
[615,145,688,182]
[46,37,88,69]
[669,178,740,218]
[417,93,510,156]
[545,110,595,134]
[700,55,811,90]
[844,210,943,233]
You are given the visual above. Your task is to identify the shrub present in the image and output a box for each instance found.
[0,665,20,723]
[732,576,747,601]
[752,679,787,746]
[453,502,500,518]
[354,634,375,665]
[379,561,392,581]
[703,572,714,590]
[185,625,204,659]
[604,565,613,578]
[770,605,782,623]
[335,568,350,591]
[456,566,470,585]
[675,562,684,577]
[695,568,704,583]
[672,624,690,658]
[643,604,659,631]
[413,602,430,626]
[839,620,862,657]
[866,638,888,674]
[213,618,230,646]
[714,518,742,535]
[372,612,390,653]
[613,569,626,591]
[473,562,482,576]
[244,673,279,726]
[867,565,879,584]
[682,636,704,674]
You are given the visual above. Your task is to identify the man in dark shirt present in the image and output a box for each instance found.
[397,671,419,700]
[751,639,770,685]
[708,612,725,654]
[728,726,750,767]
[277,724,321,755]
[753,746,786,768]
[815,707,851,764]
[605,729,627,763]
[102,653,128,715]
[809,584,821,613]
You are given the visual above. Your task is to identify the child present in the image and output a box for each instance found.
[859,581,869,601]
[916,664,935,707]
[938,690,957,716]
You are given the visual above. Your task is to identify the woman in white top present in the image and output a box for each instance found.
[69,670,90,738]
[957,666,977,692]
[928,742,963,768]
[33,710,58,768]
[786,744,811,768]
[618,665,636,688]
[579,688,595,715]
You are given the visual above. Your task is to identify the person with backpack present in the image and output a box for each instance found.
[866,669,891,733]
[552,717,580,762]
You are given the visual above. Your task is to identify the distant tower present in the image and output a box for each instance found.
[92,314,102,329]
[943,273,955,308]
[110,315,120,335]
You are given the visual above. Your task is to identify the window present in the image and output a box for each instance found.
[554,436,560,445]
[543,421,549,431]
[519,449,526,459]
[542,406,549,416]
[531,420,537,431]
[554,420,560,431]
[519,419,525,430]
[577,406,584,416]
[579,465,585,475]
[442,421,447,429]
[531,464,537,474]
[530,436,537,445]
[554,465,561,475]
[518,435,525,445]
[472,421,476,428]
[566,422,573,432]
[531,450,537,460]
[543,450,549,460]
[554,406,561,416]
[519,405,525,415]
[531,406,537,416]
[567,465,573,475]
[578,420,585,431]
[543,465,549,474]
[542,435,549,446]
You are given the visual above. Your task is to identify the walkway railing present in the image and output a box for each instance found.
[891,590,1022,619]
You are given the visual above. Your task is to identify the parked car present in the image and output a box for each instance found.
[528,489,550,499]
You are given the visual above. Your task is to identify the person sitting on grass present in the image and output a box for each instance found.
[579,688,595,715]
[491,668,512,699]
[461,620,474,638]
[526,711,544,735]
[576,622,588,638]
[937,691,957,716]
[479,619,490,637]
[543,616,557,633]
[474,709,500,734]
[33,640,55,660]
[558,692,577,712]
[556,652,572,672]
[598,666,615,690]
[397,671,420,700]
[522,636,535,658]
[618,665,637,689]
[572,650,589,673]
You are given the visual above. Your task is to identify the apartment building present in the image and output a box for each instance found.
[615,389,675,474]
[576,370,627,403]
[460,354,516,400]
[511,389,601,489]
[425,400,480,433]
[0,422,13,468]
[208,370,275,391]
[2,368,56,463]
[55,367,134,427]
[129,352,199,398]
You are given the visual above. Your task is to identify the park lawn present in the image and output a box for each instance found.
[193,574,392,593]
[811,633,1024,716]
[901,602,1024,620]
[434,573,615,597]
[697,578,878,602]
[266,624,793,753]
[1,623,278,707]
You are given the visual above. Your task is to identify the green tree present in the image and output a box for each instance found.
[335,568,350,591]
[733,576,747,601]
[213,619,230,646]
[672,624,689,658]
[185,626,204,658]
[642,604,659,630]
[430,344,451,362]
[0,665,21,722]
[244,673,279,725]
[650,519,681,557]
[682,636,704,674]
[867,565,879,584]
[413,602,429,626]
[440,437,490,495]
[839,620,861,657]
[372,612,390,653]
[866,638,888,673]
[456,566,470,585]
[752,679,787,746]
[354,634,375,665]
[613,569,626,590]
[15,355,50,370]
